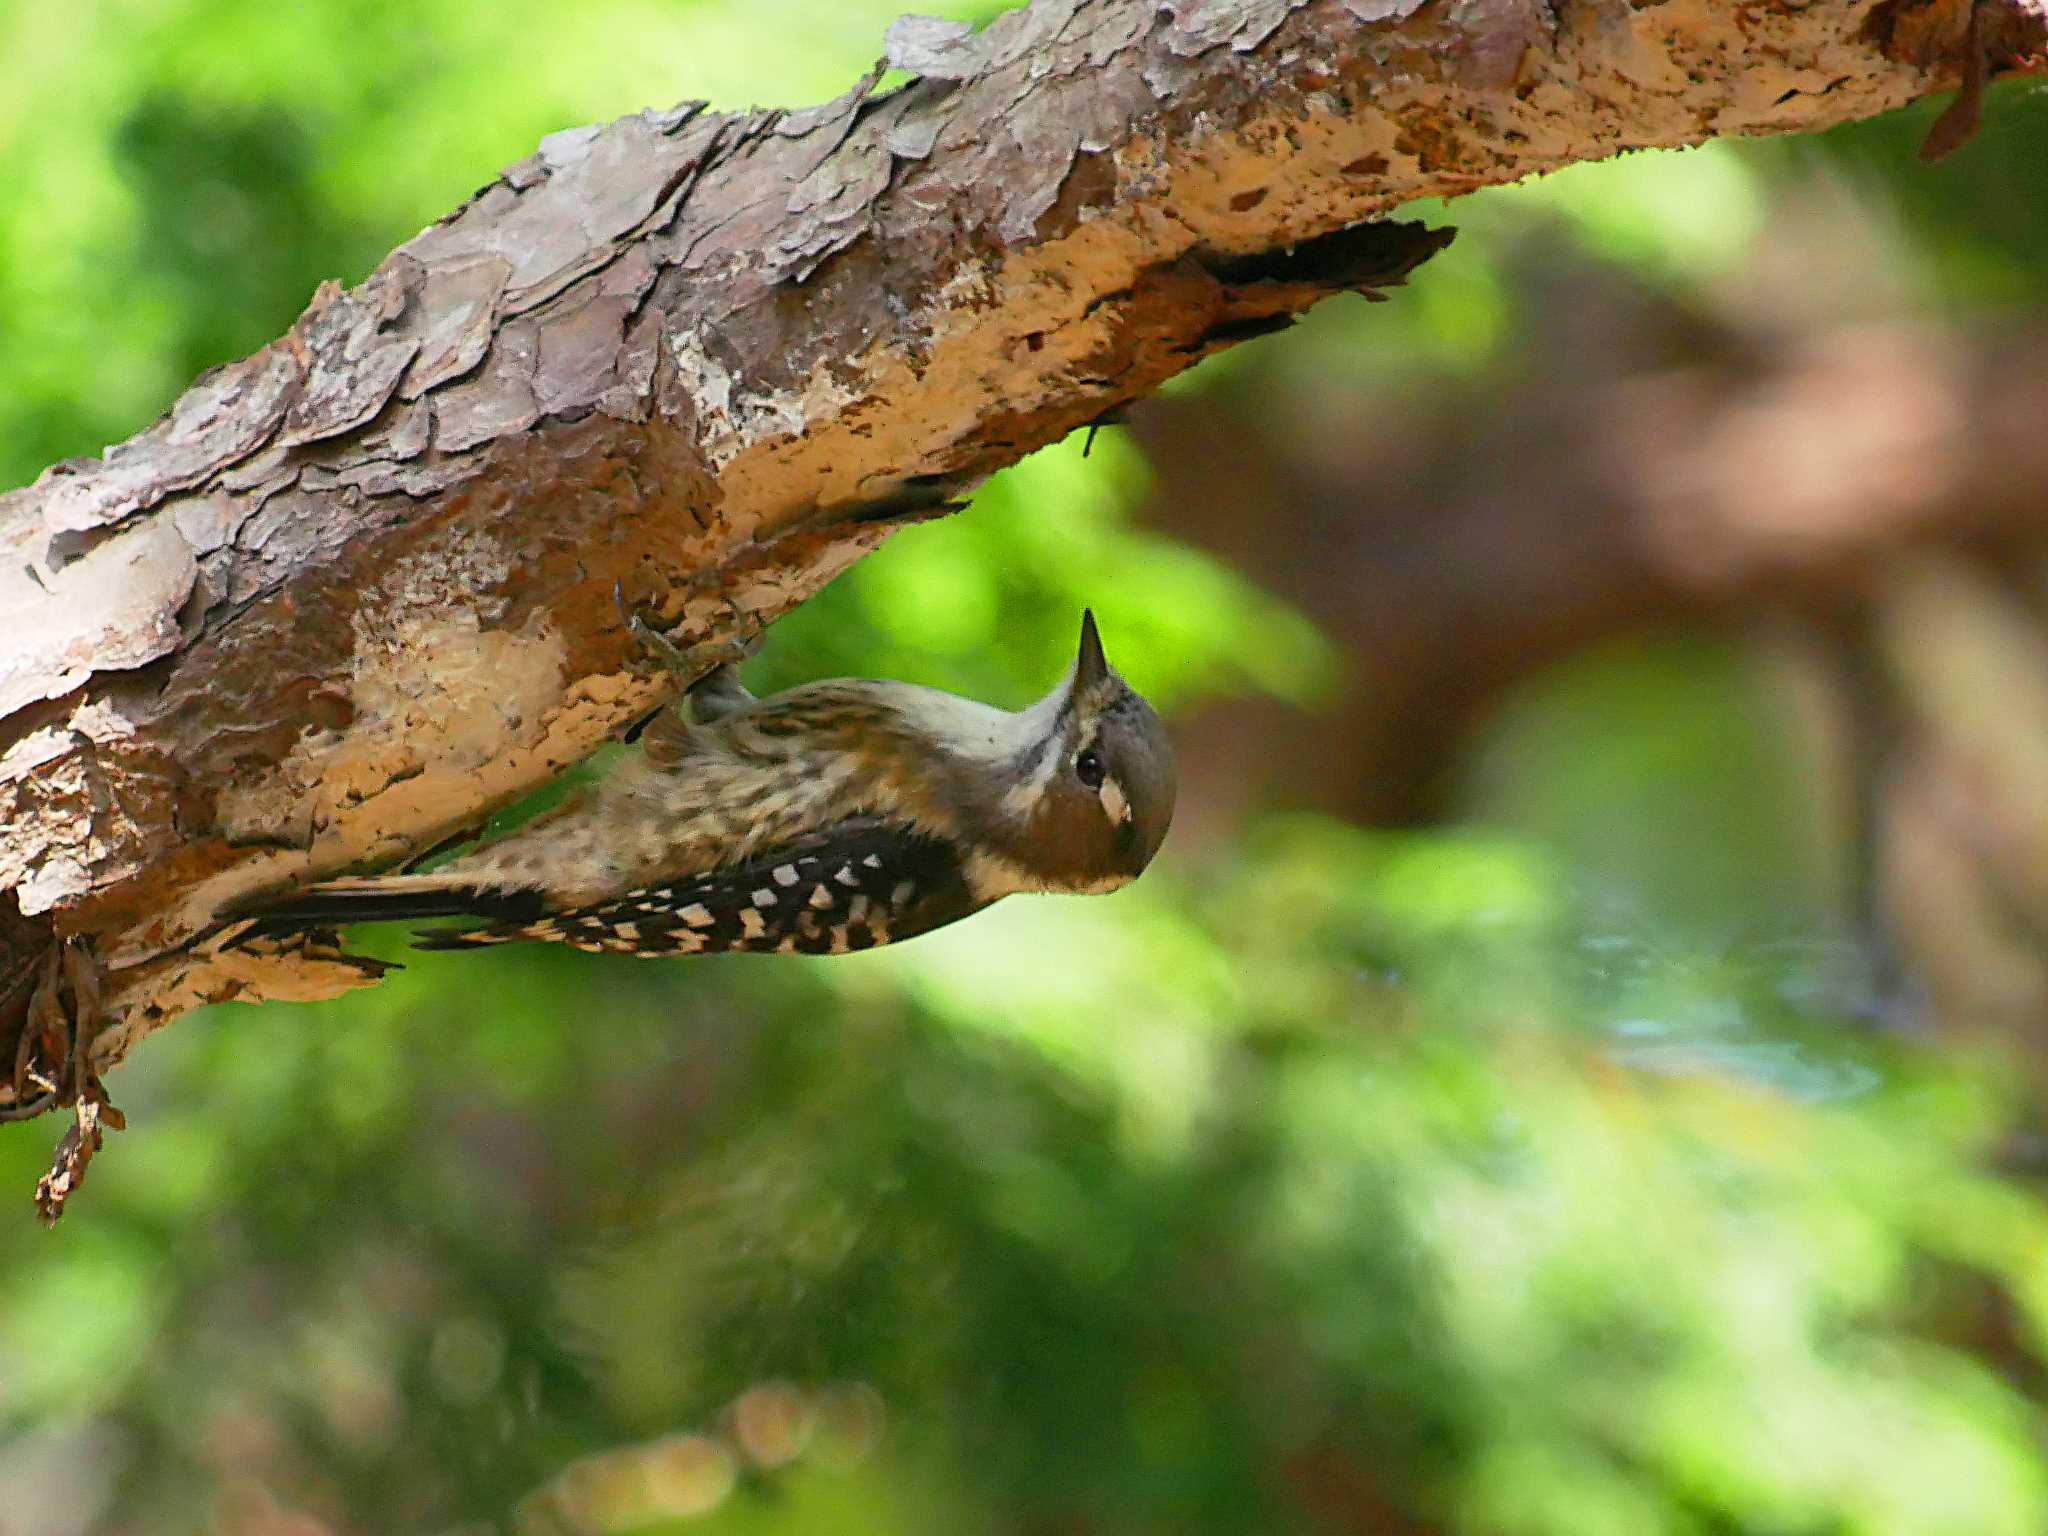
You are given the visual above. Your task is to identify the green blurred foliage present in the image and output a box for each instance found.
[7,4,2048,1535]
[1462,635,1834,939]
[10,838,2048,1536]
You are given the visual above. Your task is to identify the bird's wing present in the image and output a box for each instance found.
[413,817,983,956]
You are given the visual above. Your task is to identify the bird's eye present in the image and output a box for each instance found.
[1075,748,1105,788]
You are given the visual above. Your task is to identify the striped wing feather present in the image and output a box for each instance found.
[413,818,981,956]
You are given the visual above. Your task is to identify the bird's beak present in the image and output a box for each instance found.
[1074,609,1110,695]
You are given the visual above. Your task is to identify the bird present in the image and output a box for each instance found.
[229,609,1176,958]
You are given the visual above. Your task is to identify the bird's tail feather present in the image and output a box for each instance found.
[227,875,547,941]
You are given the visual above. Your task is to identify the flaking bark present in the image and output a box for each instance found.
[3,0,2044,1101]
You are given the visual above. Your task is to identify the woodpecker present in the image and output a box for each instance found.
[232,610,1176,958]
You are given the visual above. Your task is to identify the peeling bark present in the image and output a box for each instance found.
[4,0,2044,1099]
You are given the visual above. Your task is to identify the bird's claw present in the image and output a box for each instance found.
[617,585,761,684]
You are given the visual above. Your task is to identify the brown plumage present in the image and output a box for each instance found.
[230,612,1177,958]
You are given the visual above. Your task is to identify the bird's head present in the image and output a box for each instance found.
[998,610,1177,894]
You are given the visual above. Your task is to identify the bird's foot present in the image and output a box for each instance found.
[613,582,761,685]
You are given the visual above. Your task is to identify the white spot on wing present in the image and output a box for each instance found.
[752,888,777,907]
[679,904,715,928]
[773,865,800,886]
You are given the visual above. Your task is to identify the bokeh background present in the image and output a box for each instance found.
[8,4,2048,1533]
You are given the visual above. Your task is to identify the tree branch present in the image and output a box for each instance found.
[3,0,2042,1095]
